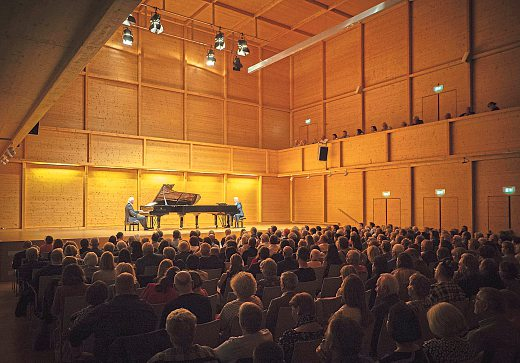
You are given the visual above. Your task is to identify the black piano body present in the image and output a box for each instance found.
[140,184,239,229]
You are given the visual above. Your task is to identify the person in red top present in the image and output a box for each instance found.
[141,267,179,305]
[39,235,54,254]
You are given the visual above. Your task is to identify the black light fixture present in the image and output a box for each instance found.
[232,56,243,71]
[149,8,163,34]
[206,48,216,66]
[122,28,133,46]
[123,14,136,26]
[215,27,225,50]
[237,33,250,56]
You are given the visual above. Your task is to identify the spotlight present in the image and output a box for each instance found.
[462,157,469,164]
[232,56,243,71]
[123,14,136,26]
[122,28,133,46]
[344,169,349,176]
[290,176,294,181]
[306,175,310,179]
[206,48,216,67]
[149,8,163,34]
[237,33,249,56]
[6,146,15,158]
[1,155,8,165]
[215,27,225,50]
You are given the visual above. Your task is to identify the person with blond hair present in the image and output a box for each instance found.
[92,251,116,285]
[371,273,400,356]
[256,258,280,298]
[81,252,99,283]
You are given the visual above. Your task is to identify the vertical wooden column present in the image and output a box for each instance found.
[322,41,327,137]
[469,160,475,232]
[467,0,474,109]
[409,166,414,226]
[323,174,327,223]
[360,24,366,133]
[137,10,143,136]
[258,176,263,223]
[183,25,189,141]
[21,162,26,229]
[258,48,264,148]
[289,177,294,223]
[289,56,294,146]
[223,43,228,145]
[83,165,88,228]
[361,170,366,225]
[407,0,414,123]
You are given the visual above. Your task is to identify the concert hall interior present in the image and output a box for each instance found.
[0,0,519,362]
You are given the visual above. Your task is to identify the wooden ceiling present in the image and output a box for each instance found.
[143,0,382,50]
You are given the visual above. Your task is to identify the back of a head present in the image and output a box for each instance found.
[387,302,421,343]
[62,263,85,286]
[166,308,197,350]
[45,235,54,245]
[142,242,154,255]
[290,292,315,318]
[427,302,467,338]
[342,274,365,310]
[297,246,310,261]
[478,287,506,314]
[326,315,363,359]
[254,341,284,363]
[239,302,263,334]
[174,271,193,293]
[50,248,64,264]
[282,246,293,258]
[408,272,430,298]
[86,280,108,306]
[281,271,298,291]
[186,254,200,270]
[397,252,414,269]
[231,271,257,299]
[99,251,115,271]
[115,272,136,296]
[377,273,399,297]
[26,247,39,262]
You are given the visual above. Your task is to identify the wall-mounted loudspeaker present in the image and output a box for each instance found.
[318,145,328,161]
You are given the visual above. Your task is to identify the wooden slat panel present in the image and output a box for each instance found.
[88,78,138,135]
[439,90,457,121]
[145,141,190,170]
[25,165,84,228]
[141,87,184,140]
[511,196,520,234]
[25,130,88,165]
[342,133,387,166]
[185,41,224,97]
[293,176,324,222]
[90,135,143,168]
[268,151,279,174]
[227,102,259,148]
[262,50,290,109]
[423,197,440,229]
[421,94,438,123]
[364,80,409,130]
[89,45,138,83]
[303,145,326,171]
[262,177,290,222]
[441,197,458,230]
[325,95,362,138]
[0,163,21,229]
[191,145,230,171]
[293,43,323,108]
[325,27,361,98]
[228,45,259,103]
[40,76,84,129]
[185,173,224,226]
[278,149,302,173]
[262,108,290,150]
[226,176,259,223]
[87,169,137,227]
[293,104,323,144]
[326,172,363,225]
[186,95,224,144]
[387,198,401,227]
[487,196,509,233]
[232,149,266,174]
[326,142,341,169]
[390,123,446,161]
[373,198,387,226]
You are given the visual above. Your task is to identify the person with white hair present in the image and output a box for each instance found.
[125,196,150,230]
[233,196,245,227]
[370,273,400,356]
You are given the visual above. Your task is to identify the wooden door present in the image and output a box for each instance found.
[423,197,440,229]
[510,196,520,233]
[373,198,387,226]
[488,196,509,233]
[386,198,401,227]
[422,94,438,122]
[441,197,459,230]
[439,90,457,119]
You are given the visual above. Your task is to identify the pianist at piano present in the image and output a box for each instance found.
[125,196,150,230]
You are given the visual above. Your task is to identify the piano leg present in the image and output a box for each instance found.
[214,214,218,228]
[226,214,231,228]
[180,216,184,229]
[195,214,199,229]
[157,216,161,229]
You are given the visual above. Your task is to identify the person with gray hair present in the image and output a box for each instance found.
[135,241,164,276]
[125,196,149,229]
[265,271,298,334]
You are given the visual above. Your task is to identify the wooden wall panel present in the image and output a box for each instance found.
[141,87,184,139]
[325,95,362,138]
[364,5,408,86]
[278,149,302,173]
[227,103,259,148]
[365,167,411,227]
[87,169,137,227]
[90,135,143,168]
[25,165,84,227]
[342,133,387,166]
[191,145,230,171]
[412,0,467,71]
[325,27,361,98]
[0,164,21,229]
[185,42,224,97]
[326,172,363,225]
[40,76,84,129]
[293,176,324,222]
[364,80,409,129]
[226,176,259,223]
[303,145,326,171]
[88,78,138,135]
[473,0,520,54]
[474,157,520,232]
[293,44,323,108]
[413,163,471,229]
[186,95,224,144]
[185,174,224,226]
[233,149,266,174]
[268,151,279,174]
[389,123,446,161]
[145,141,190,170]
[473,48,520,113]
[141,30,184,89]
[326,142,341,169]
[25,130,88,165]
[262,109,290,150]
[227,46,259,103]
[262,177,290,222]
[89,46,137,83]
[262,51,290,109]
[412,64,469,121]
[293,104,323,143]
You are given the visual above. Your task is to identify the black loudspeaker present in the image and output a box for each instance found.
[29,122,39,135]
[318,145,328,161]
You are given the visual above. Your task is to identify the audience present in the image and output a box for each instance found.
[277,246,298,275]
[256,258,280,297]
[294,247,316,282]
[52,264,88,318]
[141,266,179,304]
[265,271,298,334]
[92,251,116,285]
[253,341,284,363]
[371,273,400,355]
[135,242,164,276]
[428,258,466,305]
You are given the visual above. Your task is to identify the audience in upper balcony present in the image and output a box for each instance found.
[459,106,475,117]
[411,116,424,125]
[356,128,365,135]
[381,122,391,131]
[331,133,338,140]
[488,101,500,111]
[370,125,378,133]
[444,112,452,119]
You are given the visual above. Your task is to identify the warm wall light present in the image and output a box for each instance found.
[206,48,216,66]
[149,8,163,34]
[122,28,133,46]
[215,27,225,50]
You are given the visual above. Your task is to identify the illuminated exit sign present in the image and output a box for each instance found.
[503,186,516,195]
[305,118,311,125]
[435,189,446,197]
[433,84,444,93]
[382,191,391,198]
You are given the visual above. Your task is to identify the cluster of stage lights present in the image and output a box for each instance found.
[0,146,16,165]
[121,11,250,71]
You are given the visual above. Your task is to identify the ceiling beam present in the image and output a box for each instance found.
[303,0,354,18]
[229,0,285,33]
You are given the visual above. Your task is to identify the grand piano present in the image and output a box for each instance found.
[140,184,239,229]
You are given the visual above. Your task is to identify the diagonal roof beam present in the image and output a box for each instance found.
[303,0,353,18]
[230,0,285,33]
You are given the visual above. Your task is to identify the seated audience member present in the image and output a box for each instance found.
[423,302,477,363]
[103,242,115,255]
[249,246,270,276]
[335,275,372,328]
[148,308,218,363]
[81,252,99,283]
[294,247,316,282]
[154,259,173,282]
[92,251,116,285]
[341,130,349,138]
[480,258,505,290]
[12,241,33,270]
[279,292,323,363]
[316,315,370,363]
[215,302,273,362]
[135,242,164,276]
[370,125,378,133]
[346,249,367,277]
[371,273,400,356]
[380,302,428,363]
[468,287,520,362]
[501,289,520,331]
[39,235,54,254]
[411,116,424,125]
[17,246,47,285]
[69,273,157,362]
[266,271,298,334]
[387,244,404,271]
[392,253,416,301]
[52,264,88,318]
[130,240,143,261]
[32,248,64,290]
[277,246,298,275]
[257,258,280,298]
[218,253,246,296]
[331,133,338,140]
[356,128,365,135]
[501,241,517,264]
[323,244,344,277]
[186,254,209,280]
[253,341,284,363]
[459,106,475,117]
[90,237,103,257]
[400,121,408,127]
[142,267,179,305]
[454,253,482,297]
[241,237,258,266]
[420,239,437,265]
[487,101,500,111]
[406,272,432,314]
[381,122,391,131]
[70,281,108,329]
[444,112,452,119]
[220,271,263,338]
[307,249,323,268]
[268,235,281,257]
[53,239,64,250]
[160,271,212,327]
[428,258,466,305]
[500,261,520,296]
[190,270,208,296]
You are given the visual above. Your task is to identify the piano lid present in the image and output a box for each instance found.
[151,184,201,206]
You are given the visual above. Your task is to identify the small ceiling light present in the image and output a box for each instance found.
[237,33,250,56]
[232,56,243,71]
[149,8,163,34]
[6,146,16,158]
[215,27,225,50]
[123,14,136,26]
[122,28,133,46]
[206,48,216,67]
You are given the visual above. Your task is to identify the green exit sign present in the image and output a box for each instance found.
[382,191,391,198]
[305,118,311,125]
[433,84,444,93]
[435,189,446,197]
[503,186,516,195]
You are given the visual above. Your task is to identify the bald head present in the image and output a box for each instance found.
[283,246,293,258]
[174,271,193,294]
[115,273,136,296]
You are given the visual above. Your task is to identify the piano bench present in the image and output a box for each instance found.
[235,217,246,228]
[125,222,140,231]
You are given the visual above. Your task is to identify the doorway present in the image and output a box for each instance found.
[422,197,459,230]
[488,195,520,232]
[421,89,457,122]
[373,198,401,227]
